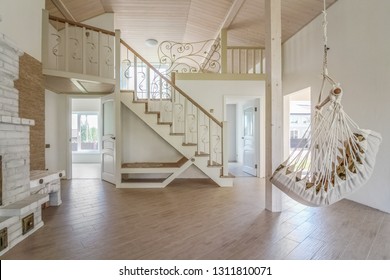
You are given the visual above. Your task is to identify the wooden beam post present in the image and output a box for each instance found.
[265,0,283,212]
[115,29,122,186]
[221,29,228,74]
[41,9,49,69]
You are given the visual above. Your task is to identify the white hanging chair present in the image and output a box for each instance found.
[270,1,382,207]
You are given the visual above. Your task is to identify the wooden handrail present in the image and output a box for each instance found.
[120,39,222,127]
[227,46,265,50]
[49,15,116,36]
[48,14,222,127]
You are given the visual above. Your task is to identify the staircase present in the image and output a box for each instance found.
[121,91,233,187]
[42,13,234,188]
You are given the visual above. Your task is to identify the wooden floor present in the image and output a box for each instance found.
[2,177,390,260]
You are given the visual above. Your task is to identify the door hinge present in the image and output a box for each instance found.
[255,107,258,112]
[255,164,258,169]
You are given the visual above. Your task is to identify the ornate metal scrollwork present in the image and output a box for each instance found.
[122,58,132,78]
[69,37,81,61]
[85,31,98,65]
[51,34,63,58]
[212,134,222,163]
[103,45,113,67]
[158,39,221,75]
[87,41,98,64]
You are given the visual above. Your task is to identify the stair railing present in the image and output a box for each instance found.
[227,46,265,74]
[43,13,115,80]
[120,40,226,172]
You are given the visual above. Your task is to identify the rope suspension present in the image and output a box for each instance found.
[270,0,382,206]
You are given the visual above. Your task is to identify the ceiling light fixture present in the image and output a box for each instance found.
[145,38,158,47]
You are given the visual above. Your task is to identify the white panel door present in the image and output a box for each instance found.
[101,94,116,184]
[242,104,257,176]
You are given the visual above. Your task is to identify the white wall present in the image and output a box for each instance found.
[226,104,237,162]
[72,98,100,112]
[0,0,44,61]
[121,105,182,163]
[82,13,115,32]
[283,0,390,213]
[176,79,266,121]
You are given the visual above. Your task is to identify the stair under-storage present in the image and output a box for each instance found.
[120,91,234,187]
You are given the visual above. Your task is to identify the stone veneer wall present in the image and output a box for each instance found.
[0,32,48,257]
[0,118,31,205]
[14,53,45,171]
[0,33,33,205]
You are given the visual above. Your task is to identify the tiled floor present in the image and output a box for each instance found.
[2,177,390,260]
[72,163,101,179]
[228,162,255,177]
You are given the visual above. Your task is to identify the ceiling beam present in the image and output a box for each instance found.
[201,0,246,70]
[221,0,247,30]
[51,0,77,22]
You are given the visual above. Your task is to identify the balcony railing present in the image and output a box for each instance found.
[43,14,115,80]
[227,46,265,74]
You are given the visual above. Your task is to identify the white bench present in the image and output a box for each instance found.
[30,170,65,206]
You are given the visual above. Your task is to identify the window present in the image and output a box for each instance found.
[290,115,299,124]
[290,130,299,139]
[72,113,99,152]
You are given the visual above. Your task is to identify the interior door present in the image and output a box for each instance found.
[242,104,257,176]
[101,94,116,184]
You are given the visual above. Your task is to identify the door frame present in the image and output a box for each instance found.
[67,95,104,180]
[224,96,265,178]
[242,100,257,176]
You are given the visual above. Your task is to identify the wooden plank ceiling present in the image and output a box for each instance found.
[46,0,337,62]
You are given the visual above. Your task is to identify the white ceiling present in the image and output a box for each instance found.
[47,0,337,62]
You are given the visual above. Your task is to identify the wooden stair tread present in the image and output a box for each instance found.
[121,178,167,183]
[208,160,223,168]
[182,143,197,146]
[122,156,188,168]
[221,173,235,178]
[195,152,210,157]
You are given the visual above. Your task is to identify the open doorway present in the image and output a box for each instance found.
[225,96,265,178]
[283,87,311,161]
[71,98,101,179]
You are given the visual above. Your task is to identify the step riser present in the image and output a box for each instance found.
[121,92,233,187]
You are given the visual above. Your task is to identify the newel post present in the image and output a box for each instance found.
[222,121,229,177]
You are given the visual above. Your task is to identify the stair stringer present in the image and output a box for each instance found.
[121,91,234,187]
[118,157,193,188]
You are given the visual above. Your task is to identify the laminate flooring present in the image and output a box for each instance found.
[2,177,390,260]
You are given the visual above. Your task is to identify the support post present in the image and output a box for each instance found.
[221,29,228,74]
[115,29,122,186]
[41,9,49,69]
[82,27,87,74]
[64,22,69,72]
[265,0,283,212]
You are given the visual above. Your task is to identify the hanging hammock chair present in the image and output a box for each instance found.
[270,1,382,207]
